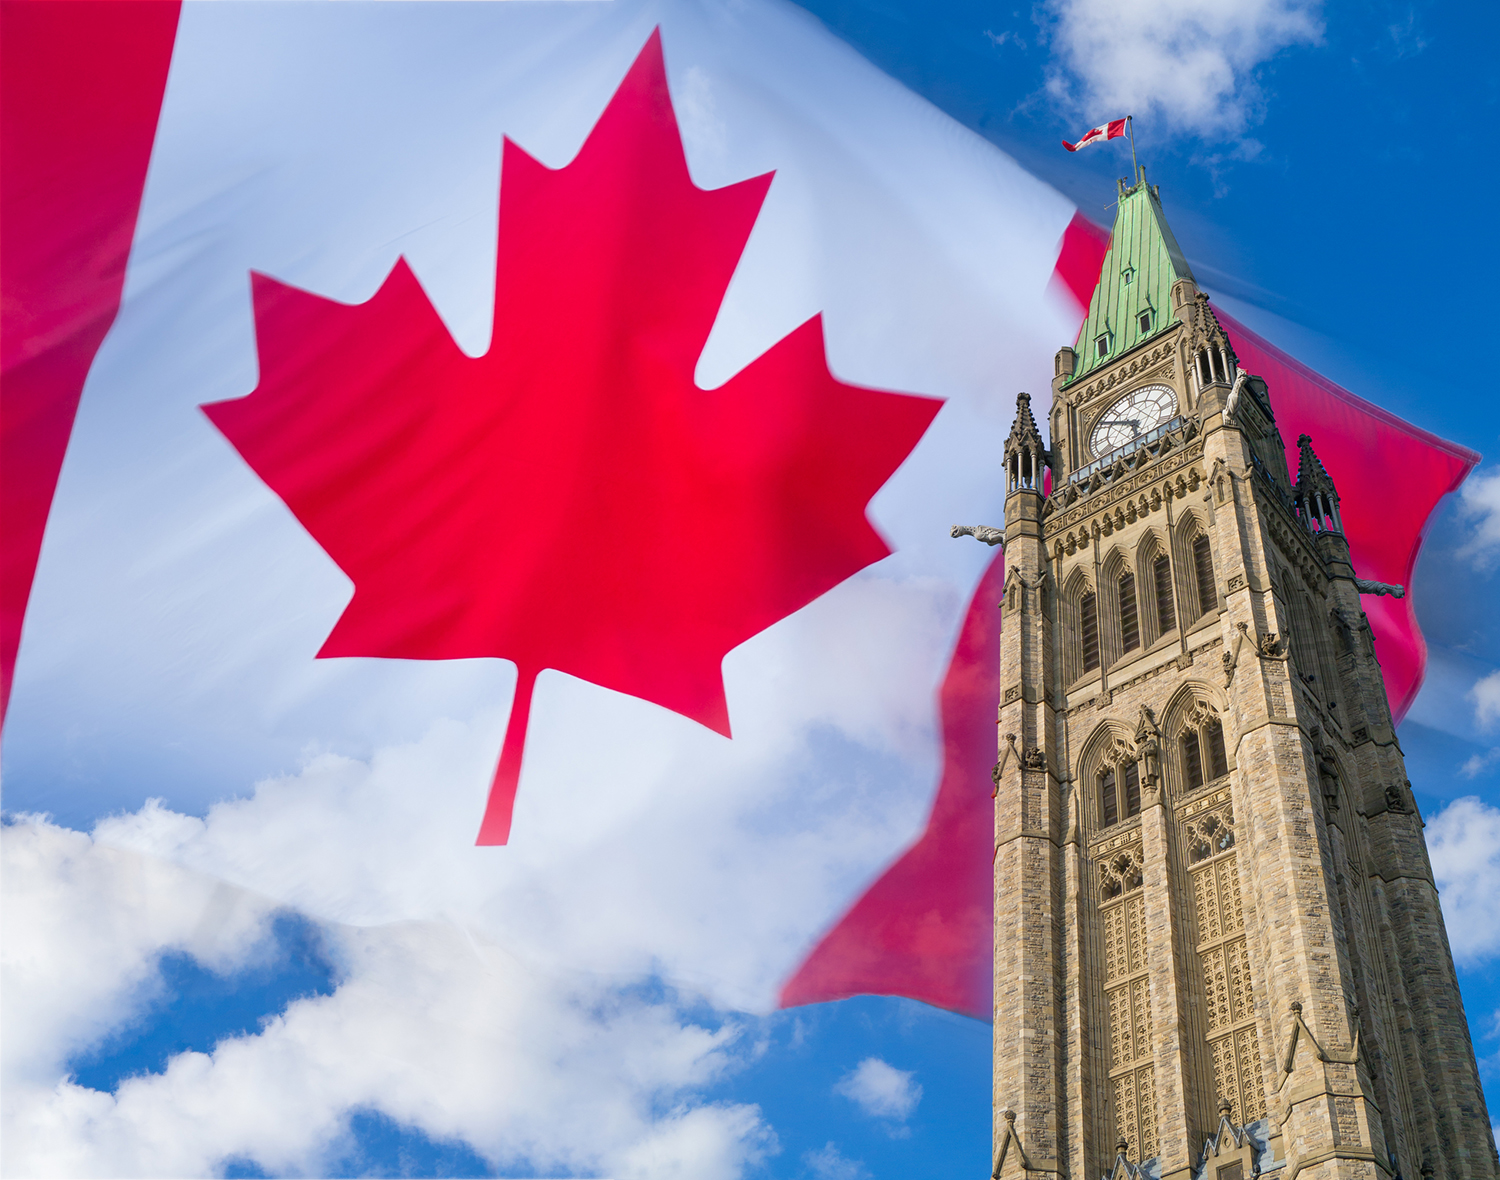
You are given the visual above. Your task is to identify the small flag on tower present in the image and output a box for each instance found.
[1062,117,1129,152]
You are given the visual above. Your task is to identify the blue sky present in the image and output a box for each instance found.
[5,0,1500,1176]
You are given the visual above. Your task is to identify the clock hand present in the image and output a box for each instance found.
[1097,418,1142,432]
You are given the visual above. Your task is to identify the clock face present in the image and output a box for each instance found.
[1089,384,1177,455]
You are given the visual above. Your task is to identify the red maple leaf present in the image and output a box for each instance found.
[203,31,941,845]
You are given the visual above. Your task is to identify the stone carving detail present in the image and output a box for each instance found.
[1208,1025,1267,1128]
[1043,445,1204,530]
[1222,622,1249,685]
[1385,779,1411,814]
[1103,834,1159,1167]
[1186,799,1264,1127]
[1003,684,1021,705]
[990,1109,1032,1180]
[1022,746,1047,771]
[951,523,1004,547]
[1354,577,1404,599]
[1193,1096,1265,1176]
[1100,846,1145,900]
[992,733,1020,796]
[1135,706,1162,795]
[1312,730,1341,812]
[1111,1066,1159,1161]
[1222,620,1283,684]
[1185,807,1235,864]
[1187,698,1221,732]
[1276,1000,1360,1089]
[1209,456,1230,505]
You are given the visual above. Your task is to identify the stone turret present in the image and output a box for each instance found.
[1005,392,1049,493]
[1293,433,1344,535]
[992,389,1065,1179]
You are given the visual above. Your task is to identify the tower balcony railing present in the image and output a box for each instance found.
[1250,452,1297,515]
[1069,416,1191,485]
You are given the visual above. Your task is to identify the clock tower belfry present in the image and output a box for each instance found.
[984,170,1498,1180]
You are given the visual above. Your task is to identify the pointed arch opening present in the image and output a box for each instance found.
[1101,547,1138,667]
[1136,530,1176,648]
[1173,510,1217,627]
[1064,568,1100,684]
[1161,686,1233,798]
[1079,722,1144,834]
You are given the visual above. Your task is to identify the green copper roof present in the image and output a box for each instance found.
[1067,174,1195,385]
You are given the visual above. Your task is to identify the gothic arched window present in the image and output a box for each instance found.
[1081,592,1100,672]
[1180,711,1229,792]
[1192,534,1216,618]
[1118,572,1140,653]
[1152,554,1174,637]
[1205,719,1228,779]
[1181,729,1204,791]
[1100,759,1141,828]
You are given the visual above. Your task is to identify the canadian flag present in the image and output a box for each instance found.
[1063,116,1128,152]
[0,0,1473,1026]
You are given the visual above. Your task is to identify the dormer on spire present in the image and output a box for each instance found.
[1294,433,1343,534]
[1005,392,1048,493]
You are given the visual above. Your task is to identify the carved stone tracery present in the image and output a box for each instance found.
[1100,844,1146,901]
[1185,805,1236,865]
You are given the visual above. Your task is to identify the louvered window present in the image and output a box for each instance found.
[1153,555,1174,636]
[1205,720,1228,779]
[1101,767,1118,827]
[1081,592,1100,672]
[1182,730,1204,791]
[1123,762,1141,818]
[1193,534,1216,617]
[1119,573,1140,653]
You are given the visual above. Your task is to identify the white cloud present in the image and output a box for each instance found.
[85,688,928,1017]
[1461,748,1500,780]
[1042,0,1324,138]
[0,819,279,1092]
[1472,669,1500,733]
[1427,796,1500,964]
[1457,467,1500,571]
[803,1141,871,1180]
[1,817,775,1179]
[833,1057,922,1122]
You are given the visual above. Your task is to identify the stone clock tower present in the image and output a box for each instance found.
[978,171,1497,1180]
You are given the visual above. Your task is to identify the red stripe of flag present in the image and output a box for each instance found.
[0,0,182,723]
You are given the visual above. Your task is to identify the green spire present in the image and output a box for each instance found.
[1067,170,1194,385]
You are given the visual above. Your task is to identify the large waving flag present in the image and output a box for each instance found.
[1,0,1474,1044]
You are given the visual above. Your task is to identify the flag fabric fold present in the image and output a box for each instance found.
[0,0,1472,1025]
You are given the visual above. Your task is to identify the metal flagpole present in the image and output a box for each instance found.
[1127,115,1139,182]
